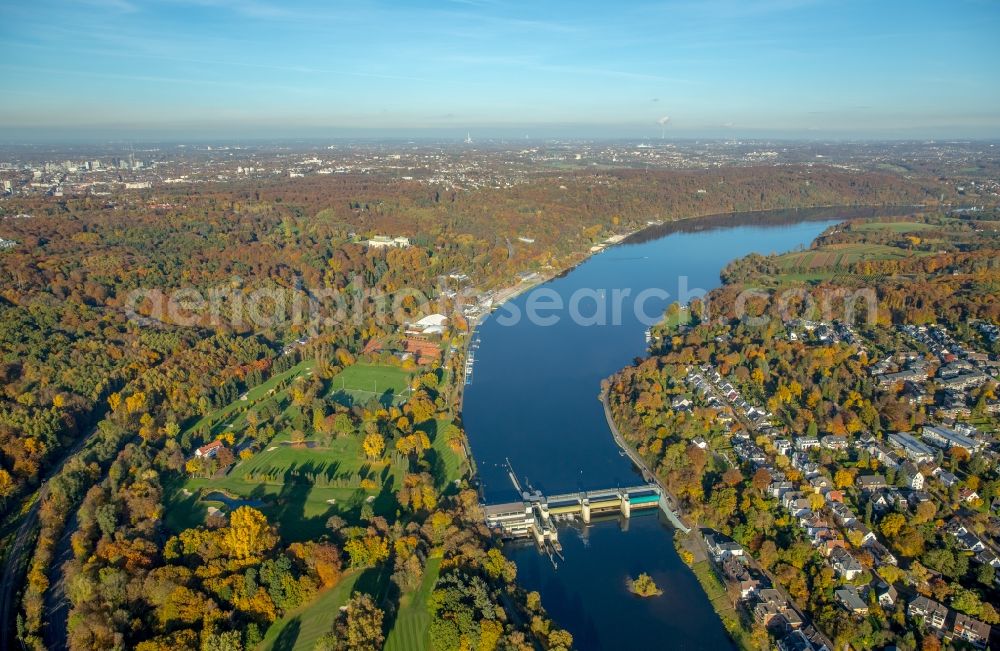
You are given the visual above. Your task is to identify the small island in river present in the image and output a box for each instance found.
[627,573,663,598]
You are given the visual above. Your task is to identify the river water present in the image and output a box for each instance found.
[462,206,909,650]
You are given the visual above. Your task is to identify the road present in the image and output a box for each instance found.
[0,423,98,651]
[0,495,41,651]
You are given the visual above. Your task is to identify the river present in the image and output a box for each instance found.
[461,206,912,650]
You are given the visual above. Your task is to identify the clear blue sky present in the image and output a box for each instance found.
[2,0,999,139]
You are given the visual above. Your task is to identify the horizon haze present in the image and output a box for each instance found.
[2,0,999,141]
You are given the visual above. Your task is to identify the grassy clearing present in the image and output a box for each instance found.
[426,419,465,491]
[328,363,413,407]
[167,361,428,537]
[259,569,362,651]
[167,385,464,538]
[384,555,443,651]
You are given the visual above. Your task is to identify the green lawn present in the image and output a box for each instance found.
[328,363,413,407]
[259,569,362,651]
[165,359,467,539]
[423,419,465,491]
[167,436,405,539]
[185,359,315,439]
[166,416,465,538]
[260,564,394,651]
[384,555,443,651]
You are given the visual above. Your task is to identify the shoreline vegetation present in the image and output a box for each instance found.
[469,202,921,329]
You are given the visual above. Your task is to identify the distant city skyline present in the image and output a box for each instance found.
[2,0,999,140]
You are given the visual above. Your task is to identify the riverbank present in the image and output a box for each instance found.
[603,386,763,651]
[599,386,690,533]
[472,202,920,330]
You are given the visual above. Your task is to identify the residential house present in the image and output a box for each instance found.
[908,596,948,630]
[865,539,898,567]
[922,424,982,454]
[809,476,832,494]
[787,498,813,518]
[796,437,820,451]
[935,468,959,487]
[954,531,986,553]
[195,440,224,458]
[753,589,789,626]
[739,578,761,600]
[830,547,863,580]
[869,491,894,514]
[953,613,991,648]
[778,630,814,651]
[825,490,845,504]
[671,396,693,411]
[366,234,411,248]
[706,533,744,560]
[976,549,1000,569]
[821,435,849,451]
[888,432,936,464]
[874,581,897,608]
[835,586,869,615]
[900,462,924,490]
[829,502,857,526]
[857,474,888,492]
[846,523,878,546]
[959,487,981,504]
[770,481,796,499]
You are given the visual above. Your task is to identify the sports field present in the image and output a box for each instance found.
[328,362,413,407]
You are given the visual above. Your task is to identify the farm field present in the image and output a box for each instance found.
[850,221,936,232]
[775,243,914,271]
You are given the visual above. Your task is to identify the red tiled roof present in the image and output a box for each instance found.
[197,440,224,455]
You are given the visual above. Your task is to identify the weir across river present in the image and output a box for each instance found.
[483,482,689,550]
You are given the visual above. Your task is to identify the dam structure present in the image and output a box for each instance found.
[483,483,675,548]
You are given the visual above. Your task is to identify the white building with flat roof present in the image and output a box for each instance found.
[922,425,981,453]
[888,432,936,463]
